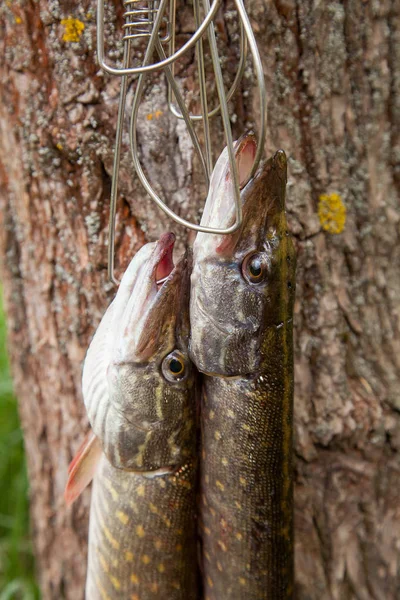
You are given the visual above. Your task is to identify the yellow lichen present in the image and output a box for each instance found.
[318,193,346,234]
[146,110,163,121]
[61,17,85,43]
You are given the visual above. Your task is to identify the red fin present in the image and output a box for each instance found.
[64,431,102,507]
[68,430,95,474]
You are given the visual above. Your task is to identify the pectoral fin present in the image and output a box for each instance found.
[65,431,102,506]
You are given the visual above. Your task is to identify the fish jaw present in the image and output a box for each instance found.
[107,247,196,472]
[82,237,196,472]
[190,148,296,376]
[112,232,177,364]
[194,133,257,263]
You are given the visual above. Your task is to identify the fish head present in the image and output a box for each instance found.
[190,135,296,376]
[83,234,197,473]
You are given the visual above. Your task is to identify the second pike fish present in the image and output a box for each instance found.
[190,135,297,599]
[65,234,199,599]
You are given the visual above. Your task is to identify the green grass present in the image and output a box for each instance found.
[0,290,39,599]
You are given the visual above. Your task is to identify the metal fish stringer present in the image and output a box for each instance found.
[97,0,266,284]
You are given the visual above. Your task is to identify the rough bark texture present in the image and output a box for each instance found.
[0,1,399,599]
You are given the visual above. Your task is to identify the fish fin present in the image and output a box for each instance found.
[67,429,98,474]
[65,432,102,507]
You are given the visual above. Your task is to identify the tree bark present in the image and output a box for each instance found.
[0,0,399,599]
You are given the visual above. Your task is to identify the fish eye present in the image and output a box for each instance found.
[242,252,268,284]
[162,351,187,382]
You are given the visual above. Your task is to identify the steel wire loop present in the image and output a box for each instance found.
[97,0,266,284]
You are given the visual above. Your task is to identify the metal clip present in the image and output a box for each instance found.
[97,0,266,284]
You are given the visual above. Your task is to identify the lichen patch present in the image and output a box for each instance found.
[61,17,85,43]
[318,193,346,234]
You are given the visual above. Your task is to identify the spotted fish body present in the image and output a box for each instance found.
[87,453,198,599]
[78,235,199,599]
[190,138,296,599]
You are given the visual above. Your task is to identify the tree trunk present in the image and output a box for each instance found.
[0,0,399,598]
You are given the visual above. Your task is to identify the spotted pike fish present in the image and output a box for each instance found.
[65,233,199,599]
[190,136,296,599]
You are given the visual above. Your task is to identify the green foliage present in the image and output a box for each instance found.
[0,291,39,599]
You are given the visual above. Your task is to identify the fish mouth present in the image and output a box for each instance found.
[137,231,177,306]
[194,138,287,259]
[115,233,189,363]
[200,132,257,231]
[155,232,176,288]
[132,232,178,359]
[193,133,257,259]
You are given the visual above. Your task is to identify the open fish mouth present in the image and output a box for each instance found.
[193,133,257,261]
[155,232,176,288]
[126,231,177,322]
[146,231,183,308]
[114,232,189,363]
[201,133,257,232]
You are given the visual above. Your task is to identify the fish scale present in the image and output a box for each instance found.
[190,138,296,599]
[87,454,198,599]
[65,236,200,599]
[199,328,294,599]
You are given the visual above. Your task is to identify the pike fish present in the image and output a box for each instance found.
[65,233,199,600]
[190,136,296,599]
